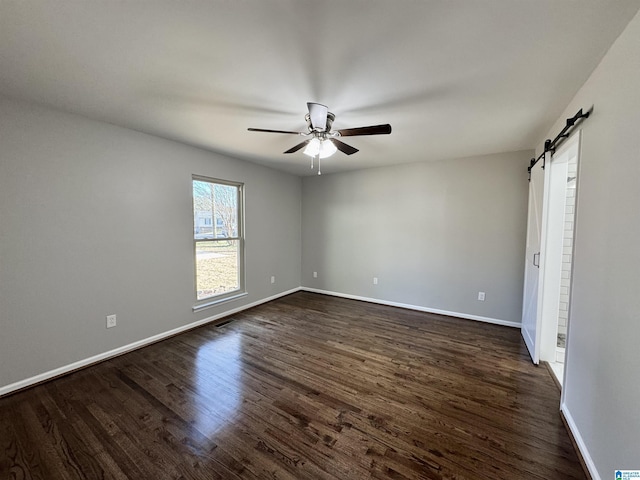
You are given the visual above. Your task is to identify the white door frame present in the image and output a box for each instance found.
[522,131,581,366]
[541,132,581,368]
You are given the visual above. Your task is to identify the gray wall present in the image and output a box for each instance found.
[301,151,531,323]
[539,10,640,477]
[0,97,301,389]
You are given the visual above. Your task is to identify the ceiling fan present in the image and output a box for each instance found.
[248,102,391,173]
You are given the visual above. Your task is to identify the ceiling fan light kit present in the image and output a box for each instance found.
[303,137,337,159]
[248,102,391,174]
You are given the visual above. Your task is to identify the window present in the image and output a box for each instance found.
[192,176,244,307]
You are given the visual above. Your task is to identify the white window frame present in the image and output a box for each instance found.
[192,175,246,311]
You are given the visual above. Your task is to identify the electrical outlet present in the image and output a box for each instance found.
[373,277,378,285]
[270,276,275,284]
[313,271,318,278]
[106,314,117,328]
[478,292,486,301]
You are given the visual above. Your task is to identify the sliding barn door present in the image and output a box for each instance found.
[521,158,546,364]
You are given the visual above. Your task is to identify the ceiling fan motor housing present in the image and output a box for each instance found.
[305,111,335,133]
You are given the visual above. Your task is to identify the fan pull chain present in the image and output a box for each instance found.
[317,155,322,175]
[310,156,314,169]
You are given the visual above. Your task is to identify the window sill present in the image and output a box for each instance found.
[192,291,248,313]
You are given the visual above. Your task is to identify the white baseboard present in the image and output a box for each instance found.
[0,288,301,397]
[547,361,564,388]
[561,402,600,480]
[301,287,520,328]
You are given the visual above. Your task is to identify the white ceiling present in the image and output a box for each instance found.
[1,1,639,176]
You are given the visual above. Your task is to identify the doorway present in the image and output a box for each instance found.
[539,132,580,387]
[521,132,581,387]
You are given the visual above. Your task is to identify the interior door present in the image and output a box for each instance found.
[521,158,546,364]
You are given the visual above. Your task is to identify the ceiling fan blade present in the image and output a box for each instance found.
[284,139,312,154]
[307,102,328,131]
[330,139,359,155]
[336,124,392,137]
[248,128,302,135]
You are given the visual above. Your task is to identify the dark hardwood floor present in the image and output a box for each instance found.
[0,292,585,479]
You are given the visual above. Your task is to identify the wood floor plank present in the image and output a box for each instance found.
[0,403,53,480]
[0,292,586,479]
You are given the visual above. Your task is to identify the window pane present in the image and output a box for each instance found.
[214,183,238,238]
[195,240,239,300]
[192,176,244,305]
[193,180,214,239]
